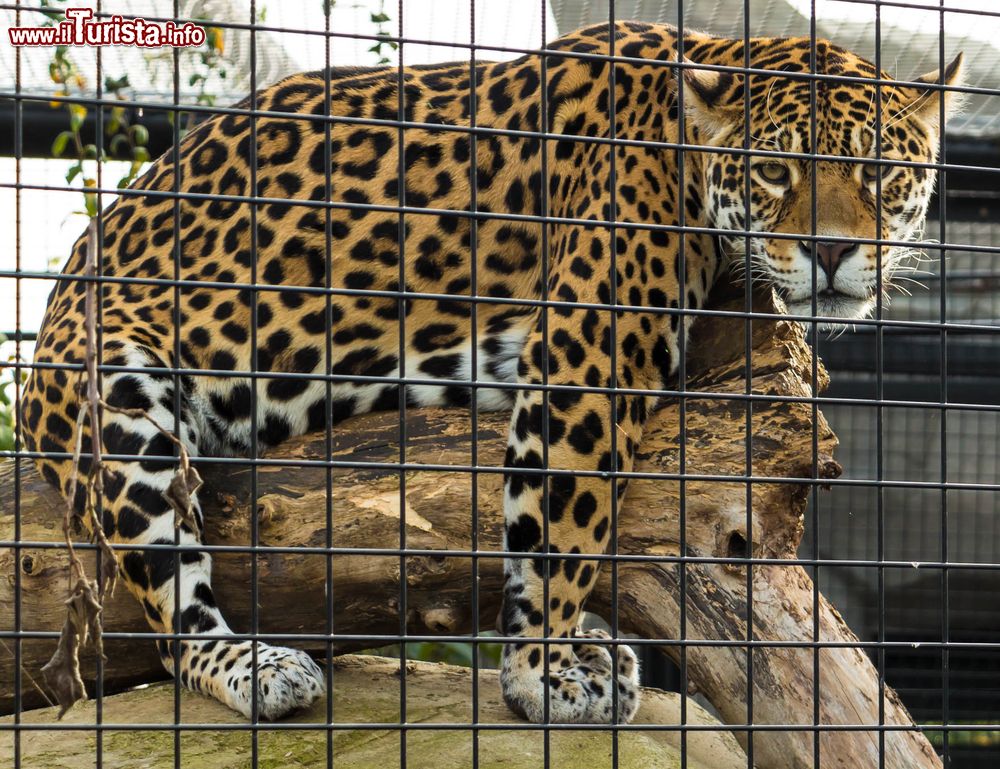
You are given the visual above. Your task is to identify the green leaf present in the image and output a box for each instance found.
[129,124,149,146]
[370,12,390,23]
[68,105,86,132]
[106,105,126,135]
[103,74,129,93]
[51,130,73,158]
[65,165,82,184]
[110,134,130,158]
[132,146,150,163]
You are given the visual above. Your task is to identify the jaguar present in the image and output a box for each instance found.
[22,21,961,723]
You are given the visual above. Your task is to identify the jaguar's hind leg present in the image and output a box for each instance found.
[33,342,325,719]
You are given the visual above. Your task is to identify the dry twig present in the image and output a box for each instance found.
[98,400,203,537]
[44,221,205,716]
[45,221,113,716]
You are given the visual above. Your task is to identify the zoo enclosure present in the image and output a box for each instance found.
[2,0,1000,768]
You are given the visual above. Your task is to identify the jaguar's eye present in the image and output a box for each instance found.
[755,162,790,186]
[862,162,893,184]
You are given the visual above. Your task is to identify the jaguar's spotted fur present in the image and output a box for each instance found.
[23,21,960,722]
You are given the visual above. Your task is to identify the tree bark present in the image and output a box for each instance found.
[0,288,940,769]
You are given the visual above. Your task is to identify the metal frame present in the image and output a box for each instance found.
[2,1,998,767]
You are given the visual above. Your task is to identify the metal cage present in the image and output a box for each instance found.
[2,1,999,768]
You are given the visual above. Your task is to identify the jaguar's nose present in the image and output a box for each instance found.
[799,240,859,282]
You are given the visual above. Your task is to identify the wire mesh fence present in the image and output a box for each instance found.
[1,1,999,768]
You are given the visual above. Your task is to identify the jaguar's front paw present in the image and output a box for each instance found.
[500,630,640,723]
[183,640,326,720]
[236,644,326,720]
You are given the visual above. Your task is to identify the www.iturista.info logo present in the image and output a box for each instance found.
[8,8,207,48]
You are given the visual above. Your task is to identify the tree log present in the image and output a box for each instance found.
[0,288,940,769]
[0,655,749,769]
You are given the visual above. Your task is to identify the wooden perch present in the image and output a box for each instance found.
[0,288,941,769]
[0,654,749,769]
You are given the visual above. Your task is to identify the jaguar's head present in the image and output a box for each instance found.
[682,38,963,322]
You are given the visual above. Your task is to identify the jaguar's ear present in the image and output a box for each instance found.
[678,57,743,143]
[900,52,965,127]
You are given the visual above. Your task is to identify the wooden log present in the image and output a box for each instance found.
[0,288,941,769]
[0,654,750,769]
